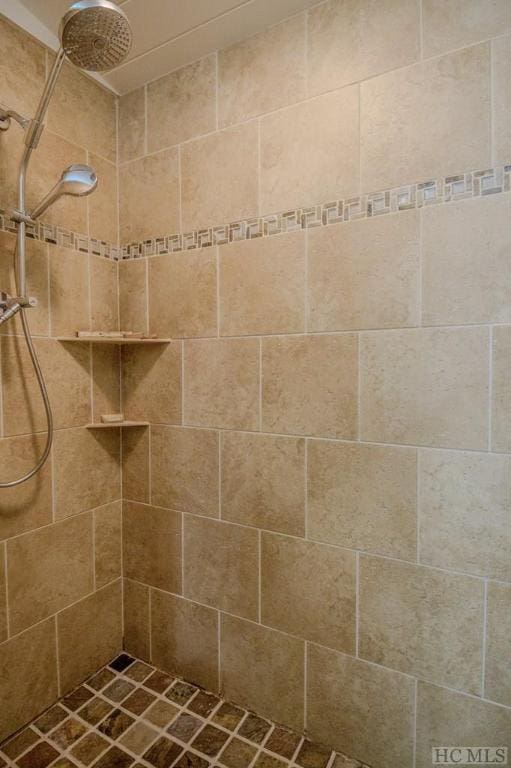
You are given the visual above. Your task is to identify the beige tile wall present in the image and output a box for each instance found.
[0,16,122,740]
[2,2,511,765]
[117,3,511,766]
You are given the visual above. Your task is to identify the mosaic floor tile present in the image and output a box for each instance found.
[70,732,109,765]
[211,704,244,732]
[238,715,271,745]
[219,738,257,768]
[145,672,175,695]
[1,729,39,759]
[166,714,201,743]
[143,736,182,768]
[0,653,371,768]
[63,687,95,712]
[191,725,229,758]
[17,741,59,768]
[77,697,114,726]
[144,701,179,729]
[33,707,68,736]
[49,718,88,749]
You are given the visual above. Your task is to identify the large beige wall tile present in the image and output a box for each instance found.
[422,0,511,57]
[181,122,259,230]
[151,426,219,518]
[120,149,180,242]
[122,343,182,424]
[1,337,91,435]
[119,87,145,164]
[308,211,419,332]
[360,327,489,449]
[0,233,49,338]
[94,501,122,589]
[262,334,358,439]
[50,247,90,337]
[422,196,511,325]
[7,513,94,634]
[485,581,511,706]
[53,427,120,520]
[124,578,150,661]
[260,87,359,213]
[415,683,511,768]
[307,643,414,768]
[218,16,306,127]
[0,543,6,642]
[148,251,217,339]
[122,427,150,503]
[261,533,356,653]
[492,322,511,452]
[221,432,305,536]
[151,590,219,691]
[48,61,116,162]
[0,434,52,540]
[90,255,119,331]
[57,581,122,694]
[184,516,258,620]
[359,556,484,693]
[92,345,121,422]
[119,258,148,333]
[184,338,259,430]
[308,441,417,561]
[493,34,511,166]
[361,45,490,192]
[307,0,420,96]
[219,232,305,336]
[0,15,45,116]
[419,449,511,581]
[88,155,118,244]
[221,614,304,731]
[123,501,182,593]
[147,55,216,151]
[0,619,58,742]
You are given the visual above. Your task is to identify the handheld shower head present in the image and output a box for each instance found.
[60,0,132,71]
[30,164,98,220]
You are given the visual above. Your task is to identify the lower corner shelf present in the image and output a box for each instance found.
[86,421,149,429]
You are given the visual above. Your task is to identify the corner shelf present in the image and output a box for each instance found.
[57,336,171,345]
[86,421,149,429]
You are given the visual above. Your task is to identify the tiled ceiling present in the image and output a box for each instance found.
[12,0,321,94]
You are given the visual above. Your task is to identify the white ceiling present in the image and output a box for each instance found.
[4,0,321,94]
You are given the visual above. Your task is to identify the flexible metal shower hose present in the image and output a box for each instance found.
[0,272,53,489]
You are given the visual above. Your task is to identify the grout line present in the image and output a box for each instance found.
[181,340,185,425]
[181,511,185,598]
[216,246,220,338]
[481,578,489,698]
[356,332,361,441]
[418,0,424,61]
[92,509,97,591]
[215,50,219,131]
[144,84,148,157]
[303,641,308,732]
[488,325,494,451]
[412,677,418,768]
[54,614,61,698]
[303,228,309,334]
[303,440,308,539]
[148,423,153,506]
[258,338,263,432]
[355,551,360,658]
[3,543,10,639]
[218,432,222,519]
[217,608,222,693]
[490,38,495,168]
[416,449,421,564]
[148,585,153,663]
[257,529,262,623]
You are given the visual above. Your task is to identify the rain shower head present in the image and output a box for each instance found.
[30,164,98,220]
[60,0,132,71]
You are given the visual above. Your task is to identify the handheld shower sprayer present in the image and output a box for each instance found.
[0,0,132,488]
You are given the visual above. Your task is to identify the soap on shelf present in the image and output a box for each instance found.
[101,413,125,423]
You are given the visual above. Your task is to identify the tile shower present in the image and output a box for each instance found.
[0,2,511,768]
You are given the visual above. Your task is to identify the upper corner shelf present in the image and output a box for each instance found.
[56,335,171,345]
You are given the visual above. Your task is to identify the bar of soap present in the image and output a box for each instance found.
[101,413,125,423]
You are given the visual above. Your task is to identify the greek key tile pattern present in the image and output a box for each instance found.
[1,163,510,262]
[0,654,369,768]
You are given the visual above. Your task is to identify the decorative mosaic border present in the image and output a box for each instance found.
[1,163,510,262]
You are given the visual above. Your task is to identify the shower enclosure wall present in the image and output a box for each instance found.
[1,3,511,767]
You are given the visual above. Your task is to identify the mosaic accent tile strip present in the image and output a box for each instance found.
[0,654,369,768]
[1,163,510,262]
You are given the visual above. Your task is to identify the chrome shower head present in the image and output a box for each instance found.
[30,164,98,220]
[59,0,132,72]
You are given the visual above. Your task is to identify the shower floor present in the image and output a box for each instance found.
[0,654,368,768]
